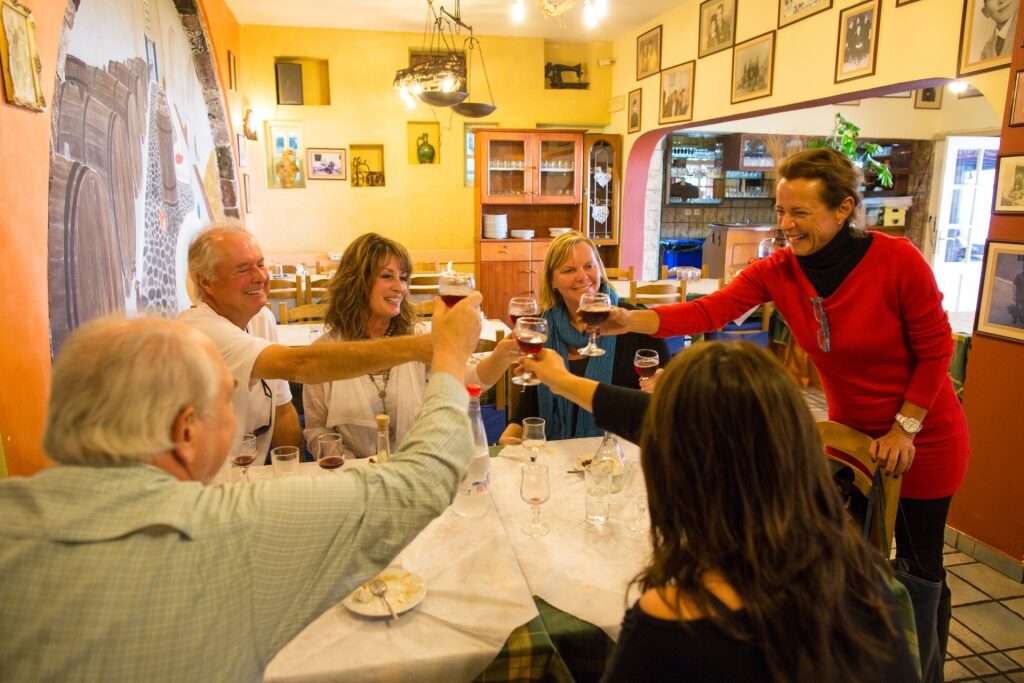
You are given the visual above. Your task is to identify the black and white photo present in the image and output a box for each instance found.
[731,31,775,103]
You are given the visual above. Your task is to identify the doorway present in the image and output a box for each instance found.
[932,136,999,315]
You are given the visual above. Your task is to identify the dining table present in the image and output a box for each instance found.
[250,436,649,683]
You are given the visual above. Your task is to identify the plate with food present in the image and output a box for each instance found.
[343,569,427,617]
[567,453,593,473]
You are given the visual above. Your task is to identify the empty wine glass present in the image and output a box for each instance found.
[315,433,345,473]
[514,317,548,386]
[438,271,475,308]
[521,417,546,462]
[624,461,649,533]
[577,292,611,357]
[633,349,660,383]
[520,463,551,536]
[232,432,258,482]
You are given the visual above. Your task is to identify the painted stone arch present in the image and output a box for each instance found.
[47,0,238,356]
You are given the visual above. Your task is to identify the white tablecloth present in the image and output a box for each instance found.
[275,319,513,347]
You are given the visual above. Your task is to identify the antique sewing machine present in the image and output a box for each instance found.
[545,62,588,89]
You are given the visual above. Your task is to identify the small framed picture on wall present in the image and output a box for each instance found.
[627,88,642,133]
[1010,71,1024,126]
[658,61,695,125]
[731,31,775,104]
[975,241,1024,343]
[636,25,662,81]
[834,0,880,83]
[914,86,943,110]
[958,0,1017,76]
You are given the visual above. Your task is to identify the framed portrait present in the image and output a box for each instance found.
[914,86,943,109]
[636,25,662,81]
[228,50,237,91]
[627,88,642,134]
[236,133,248,168]
[699,0,736,58]
[242,173,252,215]
[778,0,832,29]
[975,241,1024,343]
[266,121,305,189]
[658,61,695,125]
[307,147,347,180]
[1010,71,1024,126]
[834,0,880,83]
[731,31,775,104]
[0,0,45,112]
[994,155,1024,213]
[958,0,1018,76]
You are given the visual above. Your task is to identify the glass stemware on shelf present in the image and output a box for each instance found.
[315,433,345,473]
[232,432,258,482]
[577,292,611,357]
[520,463,551,536]
[438,271,475,308]
[514,316,548,386]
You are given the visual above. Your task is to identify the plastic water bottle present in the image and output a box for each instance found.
[453,384,491,518]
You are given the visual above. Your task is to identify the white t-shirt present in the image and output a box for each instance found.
[178,303,292,464]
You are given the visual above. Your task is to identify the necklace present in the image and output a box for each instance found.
[366,320,395,422]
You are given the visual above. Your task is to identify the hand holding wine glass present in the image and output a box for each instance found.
[577,292,611,357]
[315,433,345,472]
[232,432,258,482]
[438,271,475,308]
[514,316,548,386]
[520,463,551,536]
[634,349,660,392]
[508,296,539,327]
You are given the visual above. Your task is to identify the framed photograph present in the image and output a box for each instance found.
[778,0,832,29]
[236,133,248,168]
[731,31,775,104]
[627,88,642,133]
[636,25,662,81]
[975,241,1024,343]
[835,0,880,83]
[307,147,347,180]
[1010,71,1024,126]
[228,50,237,91]
[958,0,1018,76]
[994,155,1024,213]
[266,121,305,189]
[914,86,943,109]
[0,0,45,112]
[242,173,251,215]
[658,61,695,125]
[699,0,736,58]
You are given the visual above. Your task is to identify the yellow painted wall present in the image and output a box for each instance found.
[239,25,613,256]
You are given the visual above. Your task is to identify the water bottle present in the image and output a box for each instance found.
[453,385,491,518]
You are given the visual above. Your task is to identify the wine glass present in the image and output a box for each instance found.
[624,461,649,533]
[633,349,660,383]
[232,432,258,482]
[514,317,548,386]
[577,292,611,357]
[520,463,551,536]
[315,433,345,473]
[508,296,539,327]
[438,271,475,308]
[521,417,546,462]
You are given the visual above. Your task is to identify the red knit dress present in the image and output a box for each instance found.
[653,232,970,499]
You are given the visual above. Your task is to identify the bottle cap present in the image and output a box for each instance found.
[466,384,482,398]
[375,414,389,429]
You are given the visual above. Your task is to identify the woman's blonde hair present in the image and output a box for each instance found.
[539,231,608,310]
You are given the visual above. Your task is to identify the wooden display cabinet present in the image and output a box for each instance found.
[478,130,583,205]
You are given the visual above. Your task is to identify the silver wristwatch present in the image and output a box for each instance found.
[895,413,922,436]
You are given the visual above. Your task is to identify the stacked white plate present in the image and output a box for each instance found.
[483,214,508,239]
[549,227,573,237]
[510,229,535,239]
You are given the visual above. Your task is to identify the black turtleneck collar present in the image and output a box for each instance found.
[795,226,873,298]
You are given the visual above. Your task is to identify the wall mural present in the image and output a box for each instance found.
[47,0,237,355]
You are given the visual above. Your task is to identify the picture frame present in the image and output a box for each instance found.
[993,155,1024,214]
[236,133,248,168]
[307,147,347,180]
[266,121,305,189]
[974,241,1024,343]
[731,31,775,104]
[1010,71,1024,126]
[658,61,696,125]
[958,0,1017,77]
[627,88,642,133]
[242,173,251,214]
[636,25,662,81]
[835,0,879,83]
[914,86,943,110]
[228,50,237,92]
[0,0,45,112]
[778,0,832,29]
[699,0,736,59]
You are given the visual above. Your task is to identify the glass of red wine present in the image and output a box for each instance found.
[508,296,539,327]
[438,271,475,308]
[577,292,611,357]
[633,349,660,383]
[315,433,346,473]
[520,463,551,536]
[232,432,258,482]
[514,316,548,386]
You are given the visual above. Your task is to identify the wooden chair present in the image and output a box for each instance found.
[304,275,329,305]
[279,264,299,275]
[628,280,686,306]
[817,420,901,555]
[412,261,440,273]
[267,277,302,316]
[412,299,435,319]
[604,265,634,281]
[279,302,327,324]
[409,273,441,305]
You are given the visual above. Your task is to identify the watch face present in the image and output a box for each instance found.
[899,415,922,433]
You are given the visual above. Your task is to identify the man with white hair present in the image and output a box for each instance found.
[0,297,482,680]
[180,225,434,464]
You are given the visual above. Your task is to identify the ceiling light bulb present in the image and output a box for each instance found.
[412,83,423,95]
[583,0,597,27]
[947,80,969,94]
[595,0,608,18]
[511,0,525,22]
[441,75,456,92]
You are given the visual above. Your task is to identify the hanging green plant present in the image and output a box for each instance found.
[808,112,893,189]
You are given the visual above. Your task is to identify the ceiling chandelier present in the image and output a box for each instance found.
[511,0,609,27]
[393,0,496,117]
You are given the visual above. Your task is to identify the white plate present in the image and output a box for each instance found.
[567,453,593,473]
[342,570,427,618]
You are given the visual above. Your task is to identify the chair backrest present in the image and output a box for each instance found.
[280,264,299,275]
[628,280,685,306]
[817,420,901,556]
[409,273,441,302]
[284,303,327,324]
[304,275,329,305]
[411,299,435,319]
[604,265,634,281]
[267,276,302,308]
[412,261,440,273]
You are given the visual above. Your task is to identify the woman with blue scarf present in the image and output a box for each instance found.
[499,232,669,443]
